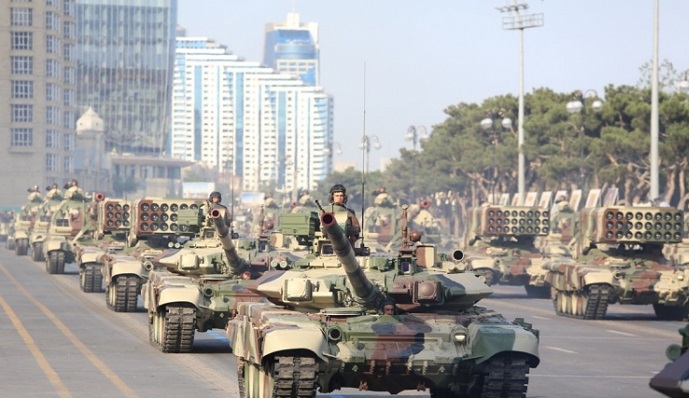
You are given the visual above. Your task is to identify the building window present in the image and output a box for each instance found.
[11,104,33,122]
[46,83,60,102]
[63,156,72,173]
[11,8,32,26]
[46,35,60,54]
[63,44,73,61]
[63,0,74,16]
[46,106,60,126]
[11,56,33,74]
[11,32,33,50]
[64,133,74,151]
[46,0,58,7]
[46,130,61,149]
[63,66,74,84]
[46,59,60,78]
[11,128,32,147]
[63,21,74,39]
[63,89,74,106]
[12,80,33,99]
[46,153,58,172]
[45,12,59,32]
[63,111,74,129]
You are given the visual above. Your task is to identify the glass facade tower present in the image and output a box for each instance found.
[75,0,177,155]
[263,12,319,86]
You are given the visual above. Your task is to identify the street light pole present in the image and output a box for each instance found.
[481,112,512,204]
[497,0,543,205]
[566,90,604,193]
[650,0,660,201]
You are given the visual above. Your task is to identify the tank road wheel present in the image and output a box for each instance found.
[16,239,28,256]
[524,284,551,299]
[80,264,103,293]
[107,276,140,312]
[31,242,44,261]
[245,361,260,398]
[653,304,689,321]
[148,308,165,347]
[571,292,587,317]
[471,355,530,398]
[150,305,196,353]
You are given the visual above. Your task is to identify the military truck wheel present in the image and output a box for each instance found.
[470,354,530,398]
[149,305,196,353]
[31,243,44,261]
[16,239,28,256]
[653,304,689,321]
[524,284,551,299]
[107,276,140,312]
[80,264,103,293]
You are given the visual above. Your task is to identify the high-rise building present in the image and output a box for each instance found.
[75,0,178,155]
[172,33,333,194]
[263,12,319,86]
[0,0,78,206]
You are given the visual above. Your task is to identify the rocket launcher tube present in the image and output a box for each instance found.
[320,212,382,308]
[210,205,249,276]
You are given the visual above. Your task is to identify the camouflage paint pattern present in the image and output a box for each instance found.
[649,324,689,398]
[227,212,540,397]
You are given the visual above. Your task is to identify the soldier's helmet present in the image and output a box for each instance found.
[329,184,348,204]
[28,185,40,193]
[299,194,314,206]
[209,191,222,202]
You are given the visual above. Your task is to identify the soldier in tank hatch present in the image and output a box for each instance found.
[327,184,361,246]
[208,191,232,228]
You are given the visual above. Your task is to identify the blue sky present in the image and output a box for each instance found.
[178,0,689,171]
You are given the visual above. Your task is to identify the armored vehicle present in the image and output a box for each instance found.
[650,324,689,398]
[42,189,97,274]
[142,204,289,353]
[461,205,553,298]
[0,210,14,242]
[30,192,66,262]
[544,206,689,320]
[227,209,540,398]
[8,195,44,255]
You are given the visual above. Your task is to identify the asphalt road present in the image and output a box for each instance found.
[0,247,680,398]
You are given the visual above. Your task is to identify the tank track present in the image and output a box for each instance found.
[31,242,44,261]
[472,355,530,398]
[46,251,65,274]
[552,284,610,319]
[154,306,196,353]
[80,263,103,293]
[272,355,318,398]
[106,276,139,312]
[16,238,29,256]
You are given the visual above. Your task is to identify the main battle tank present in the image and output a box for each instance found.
[42,190,96,273]
[461,205,553,298]
[29,191,67,262]
[0,210,15,243]
[8,193,44,255]
[142,204,289,353]
[227,209,540,398]
[650,324,689,398]
[544,206,689,319]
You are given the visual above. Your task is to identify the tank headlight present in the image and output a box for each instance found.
[677,274,685,281]
[453,330,468,344]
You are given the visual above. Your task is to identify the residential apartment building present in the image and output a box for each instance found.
[172,33,333,195]
[0,0,78,206]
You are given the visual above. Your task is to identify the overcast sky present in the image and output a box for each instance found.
[178,0,689,171]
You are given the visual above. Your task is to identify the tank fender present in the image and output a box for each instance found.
[581,271,615,287]
[31,233,46,244]
[156,284,203,310]
[261,324,329,363]
[110,259,145,279]
[469,322,540,367]
[79,250,105,265]
[14,230,29,240]
[44,236,68,252]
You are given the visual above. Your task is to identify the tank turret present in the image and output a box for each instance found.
[650,324,689,398]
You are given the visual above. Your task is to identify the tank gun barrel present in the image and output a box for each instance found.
[210,206,249,275]
[320,212,382,308]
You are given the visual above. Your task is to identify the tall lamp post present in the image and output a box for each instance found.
[496,0,544,205]
[406,126,429,202]
[566,90,603,192]
[359,134,381,175]
[480,111,512,204]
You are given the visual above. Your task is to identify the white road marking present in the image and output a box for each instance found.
[532,315,550,320]
[544,345,577,354]
[606,330,636,337]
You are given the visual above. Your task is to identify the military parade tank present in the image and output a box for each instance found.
[650,323,689,398]
[361,191,401,252]
[0,210,14,243]
[29,190,66,262]
[544,206,689,320]
[41,189,96,274]
[8,192,44,255]
[226,208,540,398]
[142,204,287,353]
[461,205,553,298]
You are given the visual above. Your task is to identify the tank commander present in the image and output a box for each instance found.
[209,191,232,227]
[380,298,398,315]
[327,184,361,246]
[555,195,573,213]
[264,193,279,209]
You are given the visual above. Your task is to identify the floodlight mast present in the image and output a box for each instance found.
[496,1,543,206]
